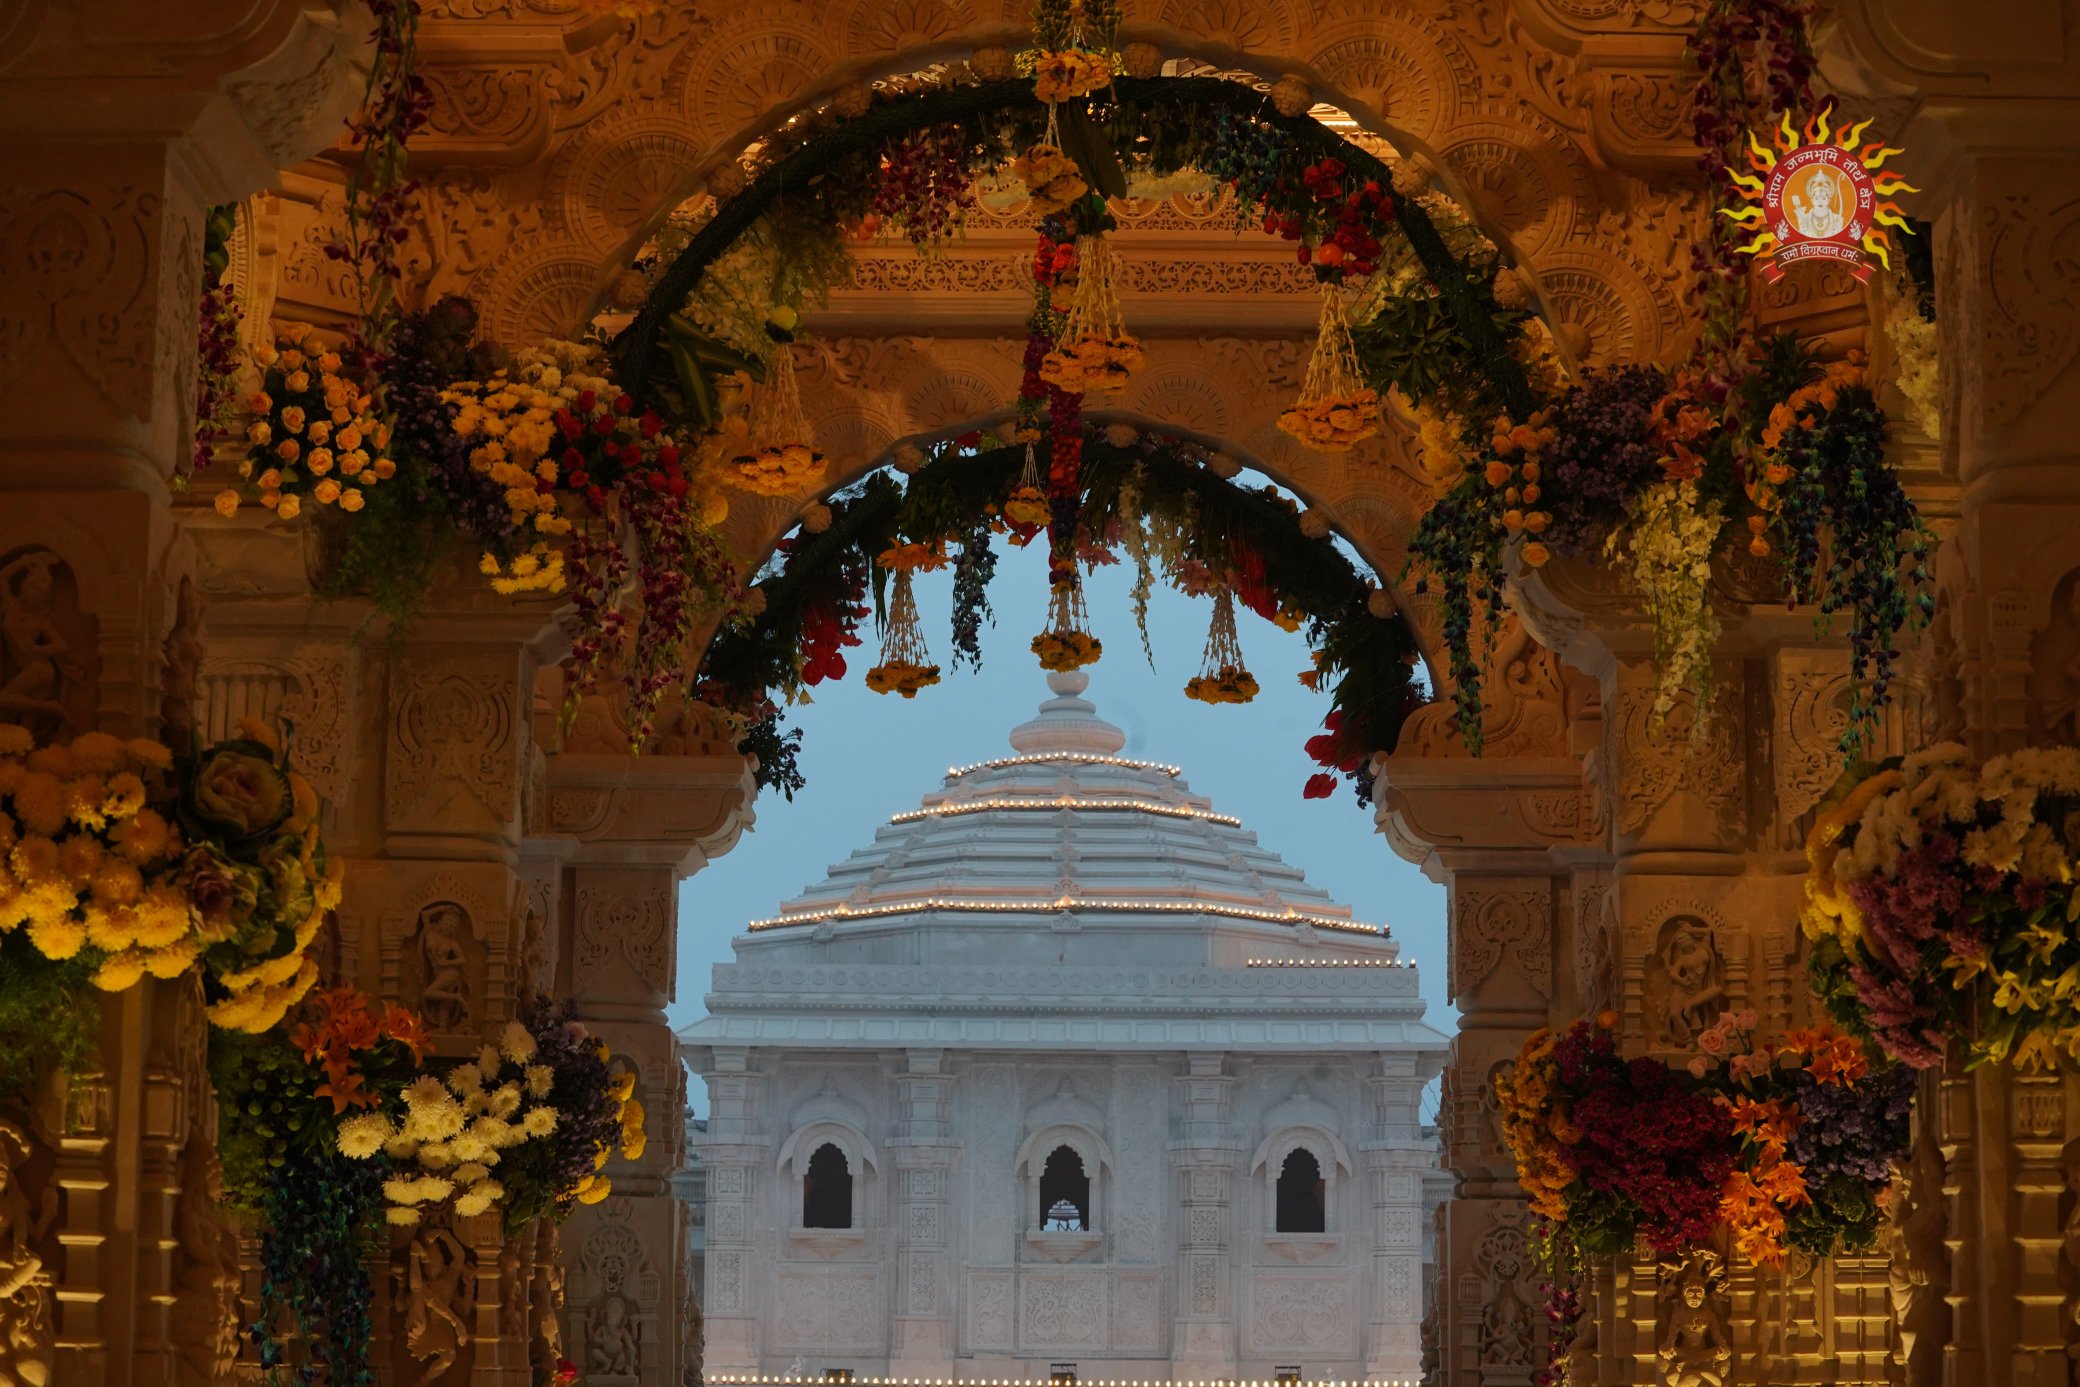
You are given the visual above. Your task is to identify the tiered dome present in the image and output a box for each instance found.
[742,673,1395,961]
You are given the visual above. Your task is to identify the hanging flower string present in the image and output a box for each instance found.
[1277,285,1382,452]
[1032,577,1103,672]
[326,0,434,349]
[729,334,825,497]
[865,543,945,698]
[1184,590,1259,704]
[1038,233,1143,396]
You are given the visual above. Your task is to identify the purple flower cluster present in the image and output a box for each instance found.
[518,995,624,1220]
[1786,1062,1914,1184]
[1537,366,1668,555]
[382,298,516,538]
[1847,830,1967,975]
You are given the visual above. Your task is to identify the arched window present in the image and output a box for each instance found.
[1275,1148,1326,1233]
[1038,1145,1090,1231]
[802,1142,853,1229]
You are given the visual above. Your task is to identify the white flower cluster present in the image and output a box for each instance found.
[1841,742,2080,884]
[337,1019,560,1226]
[1608,477,1723,731]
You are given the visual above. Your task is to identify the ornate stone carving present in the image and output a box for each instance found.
[588,1293,641,1378]
[2028,569,2080,741]
[0,1119,52,1387]
[169,1128,240,1385]
[1773,669,1853,833]
[1473,1220,1536,1369]
[413,901,476,1034]
[1449,885,1550,1001]
[1656,1249,1731,1387]
[1958,185,2080,428]
[1644,915,1728,1049]
[159,577,202,757]
[0,181,167,420]
[402,1220,475,1382]
[1886,1128,1947,1379]
[388,660,519,828]
[0,547,94,741]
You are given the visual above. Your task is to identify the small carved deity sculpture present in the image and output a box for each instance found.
[416,902,472,1033]
[2045,584,2080,740]
[1649,916,1727,1048]
[1658,1251,1732,1387]
[0,1120,52,1387]
[1883,1137,1946,1376]
[530,1223,565,1381]
[0,552,79,741]
[159,577,203,758]
[1479,1280,1535,1368]
[404,1222,471,1383]
[589,1293,640,1377]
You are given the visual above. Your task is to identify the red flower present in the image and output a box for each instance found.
[575,390,597,414]
[1303,772,1337,799]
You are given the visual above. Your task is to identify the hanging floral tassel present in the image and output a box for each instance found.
[1032,579,1102,672]
[727,339,825,496]
[1277,284,1381,452]
[1005,441,1050,536]
[866,543,946,698]
[1184,590,1260,704]
[1039,234,1143,396]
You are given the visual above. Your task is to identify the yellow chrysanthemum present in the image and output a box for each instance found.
[92,950,149,992]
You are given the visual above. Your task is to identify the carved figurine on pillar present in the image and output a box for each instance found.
[1656,1251,1731,1387]
[416,903,474,1035]
[1884,1132,1946,1381]
[402,1219,473,1383]
[0,551,83,742]
[1646,917,1727,1049]
[0,1119,51,1387]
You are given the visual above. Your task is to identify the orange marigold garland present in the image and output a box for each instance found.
[1038,234,1143,397]
[1277,286,1381,452]
[865,545,943,698]
[1183,590,1259,705]
[1032,580,1102,672]
[728,337,825,497]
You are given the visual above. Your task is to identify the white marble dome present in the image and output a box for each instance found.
[683,675,1448,1382]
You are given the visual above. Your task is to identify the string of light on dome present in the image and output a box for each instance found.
[746,896,1383,935]
[889,796,1240,827]
[707,1378,1418,1386]
[1246,958,1403,968]
[945,750,1183,778]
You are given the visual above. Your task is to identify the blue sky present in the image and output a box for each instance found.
[670,534,1454,1109]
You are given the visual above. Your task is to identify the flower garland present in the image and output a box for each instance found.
[1605,477,1723,730]
[328,0,433,347]
[1803,745,2080,1070]
[696,432,1425,803]
[190,204,244,484]
[1498,1011,1910,1380]
[0,719,337,1091]
[209,989,641,1381]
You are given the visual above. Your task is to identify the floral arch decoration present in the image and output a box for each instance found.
[209,0,1931,813]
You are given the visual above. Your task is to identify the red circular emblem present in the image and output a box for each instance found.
[1761,142,1877,279]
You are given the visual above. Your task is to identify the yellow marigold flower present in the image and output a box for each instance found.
[144,941,197,979]
[132,900,189,950]
[92,950,148,992]
[610,1071,636,1102]
[111,808,175,863]
[10,834,60,884]
[101,771,145,821]
[89,860,142,907]
[25,917,85,960]
[578,1175,611,1205]
[67,732,122,773]
[13,772,68,837]
[85,905,137,952]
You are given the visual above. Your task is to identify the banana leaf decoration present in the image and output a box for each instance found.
[662,312,767,431]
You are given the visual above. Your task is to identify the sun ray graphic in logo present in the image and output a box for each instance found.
[1721,108,1917,284]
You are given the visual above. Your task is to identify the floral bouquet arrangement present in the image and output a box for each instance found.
[1687,1012,1912,1265]
[341,994,644,1232]
[0,718,337,1094]
[218,326,396,520]
[1497,1016,1737,1259]
[1804,743,2080,1070]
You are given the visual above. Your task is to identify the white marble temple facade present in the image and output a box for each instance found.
[681,675,1449,1380]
